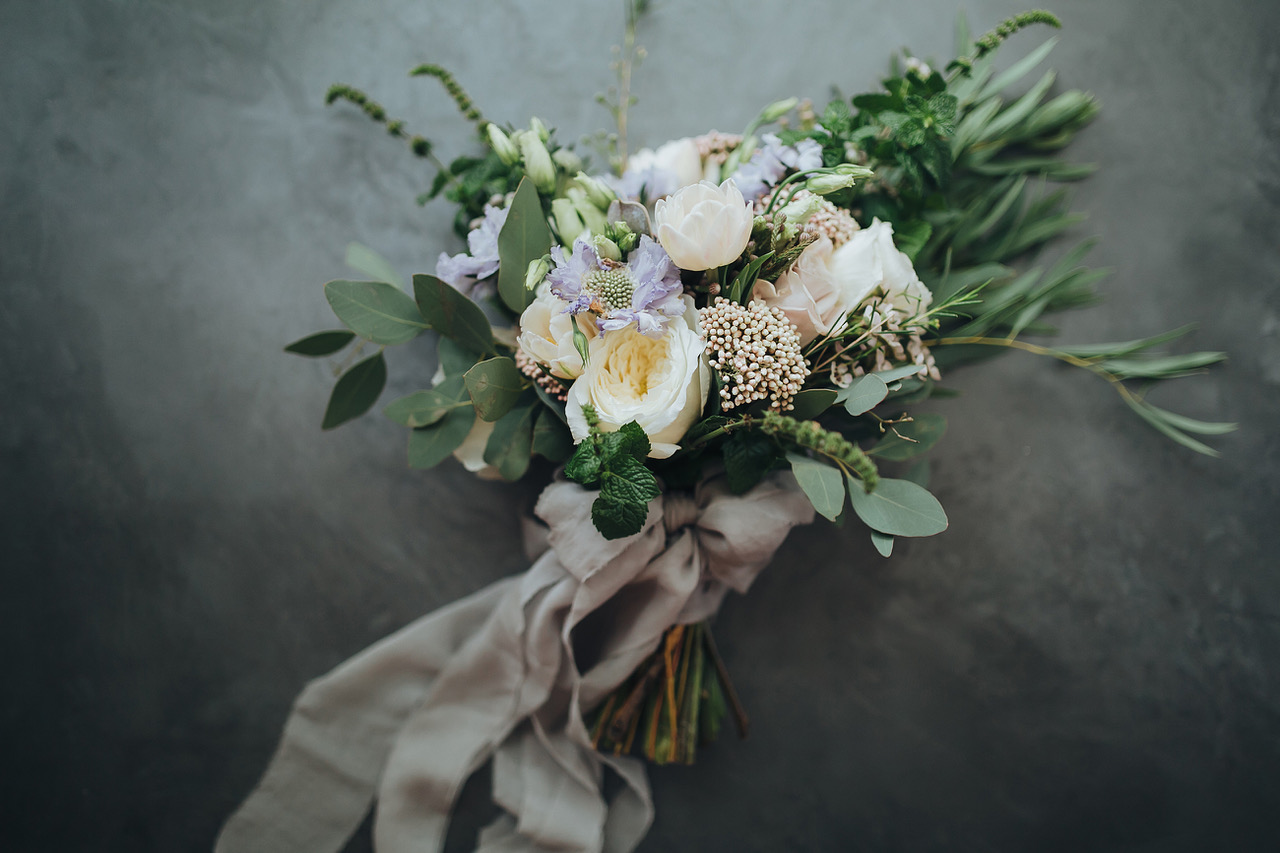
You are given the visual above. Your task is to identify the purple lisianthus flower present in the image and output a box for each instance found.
[546,235,684,337]
[435,204,509,294]
[730,133,826,201]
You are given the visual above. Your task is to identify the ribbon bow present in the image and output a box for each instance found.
[217,472,813,853]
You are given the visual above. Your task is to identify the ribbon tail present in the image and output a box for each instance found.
[215,577,516,853]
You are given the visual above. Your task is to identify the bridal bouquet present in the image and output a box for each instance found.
[220,8,1231,853]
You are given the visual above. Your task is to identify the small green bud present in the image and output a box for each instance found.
[552,147,583,176]
[551,198,586,243]
[486,124,520,165]
[805,164,874,195]
[590,234,622,262]
[575,172,617,210]
[778,193,825,225]
[759,97,799,123]
[525,255,551,291]
[518,132,557,194]
[529,116,550,143]
[605,221,639,253]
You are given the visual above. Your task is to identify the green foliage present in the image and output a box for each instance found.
[836,374,888,416]
[412,274,494,355]
[344,242,406,291]
[407,399,475,469]
[846,474,948,537]
[324,280,428,346]
[565,421,661,540]
[789,388,837,420]
[787,452,846,521]
[532,407,574,463]
[484,402,537,480]
[871,530,894,557]
[722,430,782,494]
[866,413,948,461]
[497,178,553,313]
[464,357,526,422]
[322,352,387,430]
[284,330,355,357]
[383,375,468,428]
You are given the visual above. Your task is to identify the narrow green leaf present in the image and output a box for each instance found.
[787,453,845,521]
[324,280,427,345]
[846,474,948,537]
[836,374,888,416]
[285,330,355,357]
[412,274,494,355]
[383,375,467,428]
[1056,325,1195,359]
[464,356,525,422]
[871,531,894,558]
[484,403,537,481]
[1102,351,1227,379]
[344,242,406,291]
[407,405,476,469]
[1123,396,1220,457]
[867,414,947,461]
[321,352,387,430]
[497,177,553,313]
[976,36,1058,101]
[1139,402,1236,436]
[789,388,837,420]
[981,70,1056,142]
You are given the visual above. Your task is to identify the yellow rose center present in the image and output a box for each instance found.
[598,329,667,399]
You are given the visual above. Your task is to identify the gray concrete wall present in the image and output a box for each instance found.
[3,0,1278,850]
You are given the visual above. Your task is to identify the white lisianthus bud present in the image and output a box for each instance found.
[653,180,753,271]
[575,172,617,210]
[568,188,607,235]
[550,198,586,245]
[529,116,550,142]
[806,164,875,195]
[518,132,557,194]
[552,147,583,176]
[486,124,519,165]
[759,97,799,123]
[524,255,551,291]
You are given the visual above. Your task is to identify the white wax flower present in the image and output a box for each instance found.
[756,219,931,344]
[565,302,709,459]
[653,180,753,271]
[516,286,598,380]
[627,137,704,192]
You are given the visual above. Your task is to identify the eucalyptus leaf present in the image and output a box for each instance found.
[871,530,894,558]
[836,374,888,416]
[438,336,479,377]
[846,474,947,537]
[464,356,525,422]
[787,453,845,521]
[285,330,355,357]
[497,177,553,313]
[407,405,476,469]
[324,280,427,346]
[412,274,494,355]
[383,375,467,428]
[321,352,387,430]
[532,407,574,462]
[344,242,406,291]
[867,414,947,461]
[484,403,537,481]
[789,388,837,420]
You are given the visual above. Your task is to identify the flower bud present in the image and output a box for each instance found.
[552,147,583,176]
[550,198,585,243]
[529,117,550,143]
[590,234,622,263]
[759,97,799,123]
[605,221,640,254]
[518,132,557,194]
[569,189,607,236]
[486,124,519,165]
[524,255,551,291]
[805,164,874,195]
[575,172,617,210]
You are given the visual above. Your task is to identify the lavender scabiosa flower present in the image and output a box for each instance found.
[546,235,685,337]
[730,133,825,201]
[434,204,508,294]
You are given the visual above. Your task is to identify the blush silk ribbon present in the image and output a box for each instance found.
[216,472,813,853]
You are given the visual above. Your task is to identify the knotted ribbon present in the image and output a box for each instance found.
[217,472,813,853]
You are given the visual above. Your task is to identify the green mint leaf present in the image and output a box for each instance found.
[722,430,782,494]
[564,437,602,486]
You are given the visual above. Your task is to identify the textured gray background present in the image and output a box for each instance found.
[3,0,1279,850]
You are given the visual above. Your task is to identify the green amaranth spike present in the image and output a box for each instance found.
[584,268,635,312]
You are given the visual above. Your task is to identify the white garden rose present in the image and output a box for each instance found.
[755,218,931,344]
[565,303,709,459]
[516,285,598,380]
[653,180,753,271]
[627,137,704,193]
